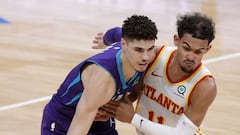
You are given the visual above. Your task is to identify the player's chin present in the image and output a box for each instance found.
[182,67,194,73]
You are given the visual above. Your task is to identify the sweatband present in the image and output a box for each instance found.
[131,113,197,135]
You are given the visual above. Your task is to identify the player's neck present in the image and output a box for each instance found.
[168,53,190,82]
[120,53,136,82]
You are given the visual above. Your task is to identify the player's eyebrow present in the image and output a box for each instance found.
[183,41,206,51]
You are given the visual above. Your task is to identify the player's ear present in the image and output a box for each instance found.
[205,44,212,53]
[121,38,127,49]
[173,34,180,47]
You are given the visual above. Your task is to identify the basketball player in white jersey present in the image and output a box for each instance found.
[92,12,217,135]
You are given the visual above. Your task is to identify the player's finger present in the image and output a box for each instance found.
[101,103,119,113]
[92,38,99,42]
[95,33,103,39]
[94,36,102,40]
[92,45,99,49]
[108,100,120,106]
[101,104,116,112]
[96,32,103,36]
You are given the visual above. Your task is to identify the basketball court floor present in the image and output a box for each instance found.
[0,0,240,134]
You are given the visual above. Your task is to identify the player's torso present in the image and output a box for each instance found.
[136,45,212,127]
[49,43,143,117]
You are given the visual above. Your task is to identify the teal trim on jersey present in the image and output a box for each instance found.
[66,92,82,105]
[61,73,80,97]
[116,50,128,89]
[127,72,139,85]
[116,50,140,89]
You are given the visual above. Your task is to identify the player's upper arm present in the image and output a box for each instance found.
[185,76,217,126]
[67,64,116,135]
[80,64,116,111]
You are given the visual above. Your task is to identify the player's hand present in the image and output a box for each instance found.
[102,94,135,123]
[94,107,110,122]
[92,32,107,49]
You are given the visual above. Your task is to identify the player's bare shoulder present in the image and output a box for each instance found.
[200,76,217,96]
[81,63,114,86]
[192,76,217,105]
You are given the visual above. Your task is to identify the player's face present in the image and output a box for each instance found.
[174,33,211,73]
[121,38,156,72]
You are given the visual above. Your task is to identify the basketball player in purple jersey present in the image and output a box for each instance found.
[40,14,158,135]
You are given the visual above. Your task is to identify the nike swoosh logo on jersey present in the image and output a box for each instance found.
[140,119,144,128]
[151,71,163,78]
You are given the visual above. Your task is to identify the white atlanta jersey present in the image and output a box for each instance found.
[135,45,212,134]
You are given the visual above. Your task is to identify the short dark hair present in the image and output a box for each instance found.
[122,15,158,41]
[177,12,215,44]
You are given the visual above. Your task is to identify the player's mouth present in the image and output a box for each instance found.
[184,60,195,67]
[139,63,148,69]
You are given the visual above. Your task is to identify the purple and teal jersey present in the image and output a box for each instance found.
[41,42,144,134]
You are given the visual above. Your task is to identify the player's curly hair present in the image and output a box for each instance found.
[177,12,215,44]
[122,15,158,41]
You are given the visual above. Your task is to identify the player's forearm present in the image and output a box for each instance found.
[67,109,97,135]
[131,113,197,135]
